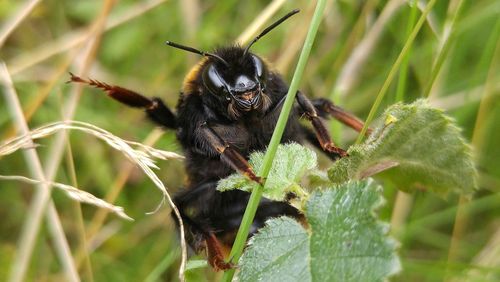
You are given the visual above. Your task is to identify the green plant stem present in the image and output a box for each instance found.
[220,1,327,281]
[395,1,419,102]
[355,0,438,145]
[423,0,467,98]
[64,140,94,282]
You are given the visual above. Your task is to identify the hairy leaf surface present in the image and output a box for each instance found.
[329,100,477,195]
[217,143,315,201]
[238,180,400,282]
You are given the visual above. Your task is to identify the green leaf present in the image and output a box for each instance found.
[238,217,310,282]
[184,257,208,282]
[238,180,400,282]
[217,143,316,202]
[185,259,208,271]
[329,100,477,195]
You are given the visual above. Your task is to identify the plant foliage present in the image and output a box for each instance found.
[238,180,400,282]
[328,100,478,195]
[217,143,316,203]
[218,100,477,280]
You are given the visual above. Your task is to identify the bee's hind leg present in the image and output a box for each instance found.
[295,91,347,157]
[172,182,235,271]
[311,97,372,135]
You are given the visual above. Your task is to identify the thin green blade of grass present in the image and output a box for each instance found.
[221,2,328,281]
[423,0,468,98]
[355,0,438,145]
[395,1,419,103]
[144,250,179,282]
[62,138,94,282]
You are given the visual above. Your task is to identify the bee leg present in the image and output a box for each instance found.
[296,92,348,157]
[311,98,371,135]
[300,125,341,161]
[172,189,234,271]
[68,73,176,129]
[206,233,234,271]
[200,124,263,184]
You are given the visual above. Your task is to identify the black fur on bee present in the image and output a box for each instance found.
[69,9,369,271]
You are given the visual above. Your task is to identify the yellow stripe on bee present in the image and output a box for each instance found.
[182,57,208,95]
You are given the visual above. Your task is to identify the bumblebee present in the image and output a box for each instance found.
[70,10,368,271]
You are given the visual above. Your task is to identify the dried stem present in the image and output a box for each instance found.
[2,51,78,140]
[0,175,133,221]
[0,0,42,47]
[73,128,165,269]
[0,63,80,282]
[333,0,405,98]
[2,1,116,280]
[390,191,414,236]
[7,0,169,75]
[275,3,315,73]
[236,0,287,45]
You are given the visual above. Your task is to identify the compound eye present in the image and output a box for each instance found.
[251,55,267,81]
[202,64,227,95]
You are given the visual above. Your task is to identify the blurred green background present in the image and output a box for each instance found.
[0,0,499,281]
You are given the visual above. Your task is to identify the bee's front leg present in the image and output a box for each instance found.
[199,123,263,184]
[68,73,176,129]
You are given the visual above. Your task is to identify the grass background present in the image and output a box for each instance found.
[0,0,499,281]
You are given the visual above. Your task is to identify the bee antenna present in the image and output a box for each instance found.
[165,41,229,66]
[243,9,300,56]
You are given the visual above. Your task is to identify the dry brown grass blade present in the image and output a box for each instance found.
[429,80,500,110]
[320,0,379,95]
[1,119,187,279]
[0,175,133,220]
[417,0,440,36]
[275,2,315,74]
[58,0,187,279]
[73,128,165,269]
[7,0,170,75]
[235,0,287,45]
[0,62,80,282]
[334,0,405,98]
[390,191,414,236]
[0,0,42,48]
[1,1,117,281]
[0,121,183,166]
[180,0,200,40]
[2,52,78,141]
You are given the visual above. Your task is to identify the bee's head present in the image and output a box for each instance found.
[200,47,270,116]
[166,9,299,119]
